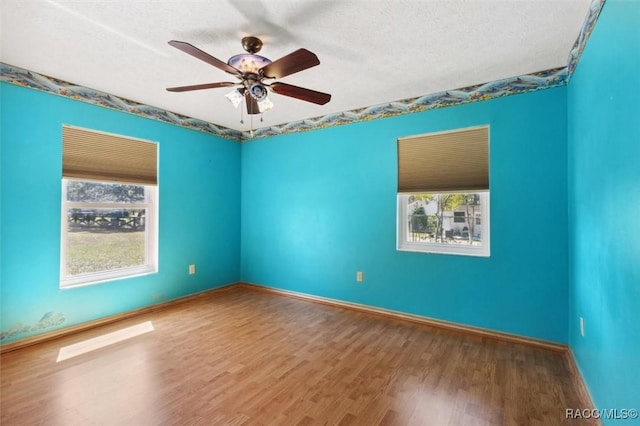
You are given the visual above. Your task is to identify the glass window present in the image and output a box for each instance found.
[397,192,490,257]
[60,179,158,288]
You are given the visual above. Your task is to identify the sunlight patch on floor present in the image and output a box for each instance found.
[56,321,154,362]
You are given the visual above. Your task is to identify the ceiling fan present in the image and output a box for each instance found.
[167,36,331,116]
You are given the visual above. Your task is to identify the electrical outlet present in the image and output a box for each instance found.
[189,264,196,275]
[356,271,363,282]
[580,317,585,337]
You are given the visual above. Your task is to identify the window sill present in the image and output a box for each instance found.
[60,266,157,290]
[397,243,490,257]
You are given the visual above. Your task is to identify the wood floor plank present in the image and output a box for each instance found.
[1,287,597,425]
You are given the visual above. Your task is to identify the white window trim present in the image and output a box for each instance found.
[396,192,490,257]
[60,179,158,289]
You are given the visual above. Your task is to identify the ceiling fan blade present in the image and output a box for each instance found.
[260,49,320,79]
[246,94,260,115]
[270,82,331,105]
[168,40,241,77]
[166,82,236,92]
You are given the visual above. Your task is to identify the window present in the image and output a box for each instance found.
[60,126,158,288]
[397,192,489,256]
[396,126,490,257]
[61,180,157,287]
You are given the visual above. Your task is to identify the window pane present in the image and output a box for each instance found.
[453,211,466,223]
[66,208,146,276]
[66,181,145,203]
[407,193,483,246]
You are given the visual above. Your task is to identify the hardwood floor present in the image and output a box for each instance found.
[1,287,595,425]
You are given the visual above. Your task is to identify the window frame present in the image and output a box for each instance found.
[396,192,490,257]
[60,178,158,289]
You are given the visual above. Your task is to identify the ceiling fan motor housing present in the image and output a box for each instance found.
[227,54,272,75]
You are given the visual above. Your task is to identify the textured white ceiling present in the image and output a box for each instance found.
[1,0,591,132]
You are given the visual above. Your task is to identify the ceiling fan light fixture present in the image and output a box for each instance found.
[225,88,243,108]
[257,97,274,113]
[249,83,268,101]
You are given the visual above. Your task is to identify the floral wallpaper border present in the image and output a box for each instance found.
[0,0,604,142]
[0,64,245,141]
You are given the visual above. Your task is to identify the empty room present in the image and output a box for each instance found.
[1,0,638,425]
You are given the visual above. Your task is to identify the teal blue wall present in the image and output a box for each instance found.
[0,83,241,343]
[3,2,638,414]
[568,0,640,419]
[241,87,569,343]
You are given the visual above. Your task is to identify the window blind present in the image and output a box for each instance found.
[397,126,488,193]
[62,125,157,185]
